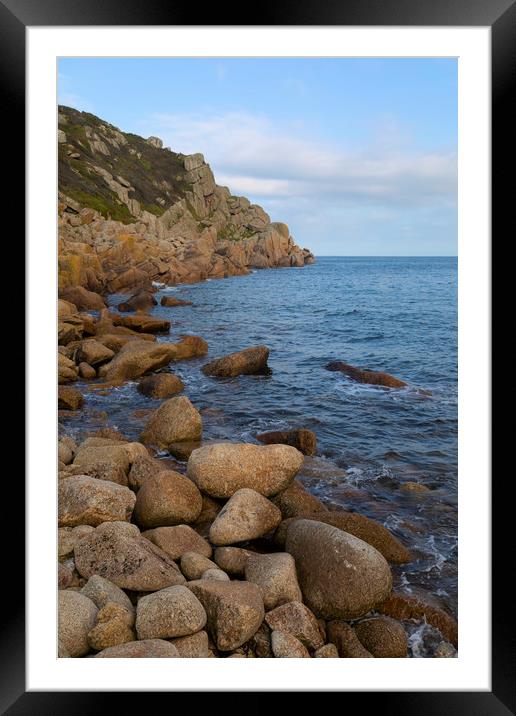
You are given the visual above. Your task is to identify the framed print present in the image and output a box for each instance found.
[3,0,512,710]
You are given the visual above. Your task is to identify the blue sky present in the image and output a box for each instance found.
[58,58,457,256]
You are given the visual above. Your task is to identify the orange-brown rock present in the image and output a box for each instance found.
[275,510,411,564]
[137,373,184,399]
[202,345,270,378]
[377,592,458,647]
[160,296,193,307]
[271,480,327,518]
[256,428,317,456]
[133,469,203,528]
[326,620,374,658]
[117,290,157,312]
[325,361,407,388]
[112,313,170,333]
[142,525,212,560]
[354,616,408,658]
[58,385,84,410]
[60,285,106,311]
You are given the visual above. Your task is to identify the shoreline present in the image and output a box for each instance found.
[58,270,458,659]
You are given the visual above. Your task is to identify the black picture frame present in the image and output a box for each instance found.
[4,0,512,711]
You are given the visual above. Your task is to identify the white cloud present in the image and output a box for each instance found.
[143,111,456,212]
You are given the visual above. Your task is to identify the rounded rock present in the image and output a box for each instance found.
[354,616,408,658]
[59,590,98,657]
[134,470,202,528]
[136,585,207,640]
[209,488,282,545]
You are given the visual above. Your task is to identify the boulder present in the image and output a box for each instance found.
[87,602,136,651]
[160,296,192,307]
[58,353,79,384]
[117,290,157,312]
[142,525,212,560]
[285,520,393,620]
[134,470,203,528]
[77,339,115,366]
[275,511,411,564]
[171,630,210,657]
[314,644,339,658]
[325,361,407,388]
[271,630,310,658]
[202,568,230,582]
[354,616,407,658]
[137,373,184,399]
[140,396,202,450]
[167,441,202,460]
[58,440,74,465]
[58,385,83,410]
[81,574,134,614]
[271,481,327,519]
[74,444,131,474]
[60,461,128,487]
[60,286,106,311]
[202,345,270,377]
[264,601,324,651]
[102,340,180,382]
[187,443,303,498]
[74,521,186,591]
[188,580,264,652]
[58,525,95,560]
[209,489,282,545]
[180,552,218,581]
[78,362,96,379]
[127,454,164,491]
[58,590,98,657]
[58,298,78,317]
[94,639,179,658]
[58,476,136,527]
[326,620,374,658]
[136,585,207,640]
[114,314,170,333]
[245,553,302,610]
[256,428,317,456]
[213,546,252,577]
[377,592,458,648]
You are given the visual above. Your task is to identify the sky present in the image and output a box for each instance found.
[58,58,457,256]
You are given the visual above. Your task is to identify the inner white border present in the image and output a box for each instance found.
[27,26,490,691]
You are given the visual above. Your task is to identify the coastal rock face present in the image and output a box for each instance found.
[58,106,314,295]
[275,511,411,564]
[140,396,202,450]
[136,585,207,640]
[325,361,407,388]
[202,346,270,378]
[285,519,393,620]
[187,443,304,498]
[133,469,203,528]
[58,476,136,527]
[209,488,282,545]
[188,579,264,652]
[74,521,186,591]
[256,428,317,456]
[58,590,98,657]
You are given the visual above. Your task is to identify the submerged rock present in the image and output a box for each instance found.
[137,373,184,399]
[202,345,270,378]
[325,361,407,388]
[256,428,317,456]
[160,296,192,307]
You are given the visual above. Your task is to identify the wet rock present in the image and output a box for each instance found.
[58,353,79,383]
[118,290,157,312]
[401,481,431,494]
[142,525,212,560]
[326,620,373,658]
[78,362,96,379]
[188,580,264,651]
[187,442,303,498]
[314,644,339,658]
[264,601,324,651]
[140,396,202,450]
[172,630,210,658]
[160,296,192,307]
[88,602,135,651]
[202,345,270,377]
[256,428,317,456]
[58,590,98,657]
[213,546,253,577]
[209,488,282,545]
[77,339,115,366]
[134,470,202,528]
[275,510,411,564]
[271,630,310,658]
[180,552,218,580]
[245,553,302,610]
[377,592,458,648]
[136,585,207,640]
[94,639,179,658]
[58,476,136,527]
[81,574,134,614]
[325,361,407,388]
[137,373,184,399]
[74,521,186,591]
[354,616,407,657]
[58,385,83,410]
[271,480,328,519]
[285,519,392,620]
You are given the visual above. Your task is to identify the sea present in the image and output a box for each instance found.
[61,256,458,657]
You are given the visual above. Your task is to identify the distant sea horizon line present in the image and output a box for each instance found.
[310,255,458,258]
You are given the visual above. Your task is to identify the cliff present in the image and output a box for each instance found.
[58,106,315,294]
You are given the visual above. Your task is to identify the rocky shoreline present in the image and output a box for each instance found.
[58,284,458,659]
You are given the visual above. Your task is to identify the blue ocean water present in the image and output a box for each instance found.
[64,256,458,642]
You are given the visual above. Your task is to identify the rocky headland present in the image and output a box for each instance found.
[57,107,456,659]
